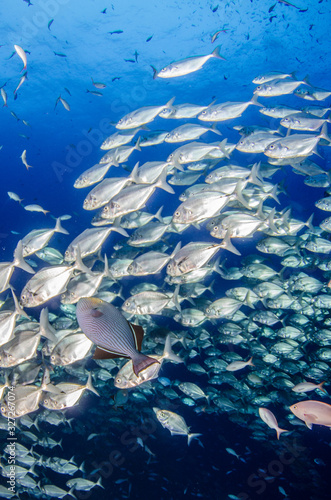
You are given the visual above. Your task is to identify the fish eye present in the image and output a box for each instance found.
[44,399,48,404]
[256,86,261,91]
[201,110,206,115]
[103,206,109,212]
[175,211,180,217]
[116,377,121,384]
[269,144,275,149]
[50,355,56,361]
[21,294,26,300]
[65,251,70,258]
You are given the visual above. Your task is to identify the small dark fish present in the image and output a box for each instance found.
[11,111,20,121]
[76,298,159,376]
[54,51,67,57]
[23,0,33,5]
[101,8,107,13]
[64,87,71,96]
[86,89,103,96]
[124,59,135,63]
[91,78,106,89]
[48,19,54,30]
[7,51,16,60]
[211,5,219,12]
[108,30,123,35]
[146,35,153,42]
[112,77,121,82]
[299,8,308,12]
[134,50,139,62]
[269,15,277,21]
[269,3,276,11]
[277,0,300,8]
[211,29,229,43]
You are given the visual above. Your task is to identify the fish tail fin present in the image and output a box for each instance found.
[318,381,327,394]
[74,245,94,276]
[54,217,69,235]
[220,230,241,256]
[250,94,263,107]
[187,433,202,446]
[218,138,230,158]
[163,334,183,364]
[130,161,140,183]
[156,169,175,194]
[211,45,226,60]
[11,287,29,319]
[111,217,129,237]
[97,477,104,489]
[39,307,58,342]
[235,178,250,209]
[68,487,76,499]
[85,372,100,396]
[133,354,159,376]
[134,136,141,151]
[154,205,164,223]
[170,241,181,259]
[302,74,312,87]
[150,65,158,79]
[268,184,280,205]
[210,123,222,136]
[276,427,289,440]
[173,285,181,312]
[165,96,176,108]
[249,162,264,187]
[320,123,331,143]
[13,240,35,274]
[305,213,314,230]
[248,356,254,366]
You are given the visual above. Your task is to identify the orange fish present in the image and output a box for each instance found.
[290,400,331,429]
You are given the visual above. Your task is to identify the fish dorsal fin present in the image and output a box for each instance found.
[128,322,144,351]
[93,346,129,360]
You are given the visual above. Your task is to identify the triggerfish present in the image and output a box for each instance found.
[76,297,159,376]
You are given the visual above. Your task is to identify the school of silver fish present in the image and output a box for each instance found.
[1,64,331,499]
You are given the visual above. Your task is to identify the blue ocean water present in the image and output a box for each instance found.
[0,0,331,499]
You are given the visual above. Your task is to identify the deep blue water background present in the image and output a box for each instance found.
[0,1,331,499]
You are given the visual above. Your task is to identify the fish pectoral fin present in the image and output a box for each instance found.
[91,309,103,318]
[303,413,317,429]
[93,346,130,360]
[128,322,144,351]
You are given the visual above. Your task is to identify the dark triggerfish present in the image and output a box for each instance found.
[76,297,159,376]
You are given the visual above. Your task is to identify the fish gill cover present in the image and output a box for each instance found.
[0,0,330,499]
